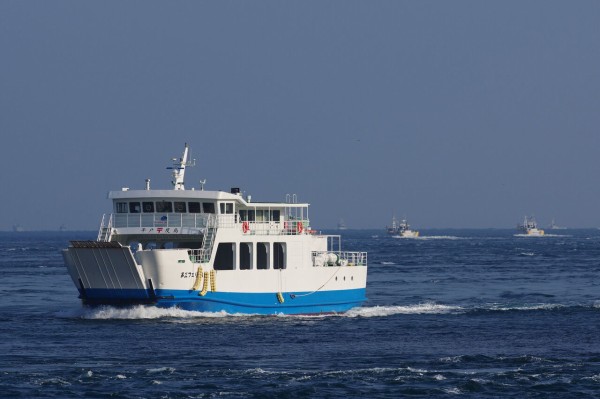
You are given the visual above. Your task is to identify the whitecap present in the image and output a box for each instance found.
[58,305,244,320]
[147,367,175,374]
[343,303,463,318]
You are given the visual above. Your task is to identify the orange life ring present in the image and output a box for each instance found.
[242,221,249,233]
[297,221,303,234]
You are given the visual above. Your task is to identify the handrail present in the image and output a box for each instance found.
[105,213,311,236]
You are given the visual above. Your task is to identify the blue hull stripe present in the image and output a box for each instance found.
[80,288,366,315]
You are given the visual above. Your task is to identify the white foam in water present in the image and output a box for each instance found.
[489,303,564,312]
[380,261,396,265]
[343,303,463,318]
[414,236,465,240]
[57,305,241,320]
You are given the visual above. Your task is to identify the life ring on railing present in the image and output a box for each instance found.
[242,221,249,233]
[297,221,303,234]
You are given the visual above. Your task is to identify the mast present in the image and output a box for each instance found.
[167,143,195,190]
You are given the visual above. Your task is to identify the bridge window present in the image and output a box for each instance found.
[274,242,286,269]
[214,243,235,270]
[143,202,154,213]
[219,202,234,214]
[129,202,141,213]
[188,202,201,213]
[174,201,186,213]
[271,210,280,222]
[240,242,252,270]
[156,201,172,213]
[257,242,269,270]
[203,202,215,214]
[239,210,248,221]
[116,202,128,213]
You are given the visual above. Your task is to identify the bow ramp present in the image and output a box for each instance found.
[62,241,153,303]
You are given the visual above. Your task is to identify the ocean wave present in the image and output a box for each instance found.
[481,303,565,312]
[56,305,241,320]
[343,303,463,317]
[55,300,596,321]
[393,235,465,240]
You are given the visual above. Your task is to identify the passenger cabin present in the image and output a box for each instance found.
[102,186,315,269]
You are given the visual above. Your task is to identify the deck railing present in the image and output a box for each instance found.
[104,213,312,235]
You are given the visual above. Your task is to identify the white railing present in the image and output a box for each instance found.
[110,213,212,229]
[105,213,312,236]
[311,251,368,267]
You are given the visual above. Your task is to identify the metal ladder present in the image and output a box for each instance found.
[97,214,113,242]
[199,214,217,263]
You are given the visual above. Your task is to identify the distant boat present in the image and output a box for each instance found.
[518,216,545,236]
[337,219,348,230]
[548,219,566,230]
[12,224,24,232]
[59,224,67,232]
[387,215,419,238]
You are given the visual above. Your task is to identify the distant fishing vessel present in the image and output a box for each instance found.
[337,219,348,230]
[548,219,566,230]
[12,224,24,232]
[518,216,545,236]
[62,144,367,315]
[387,215,419,238]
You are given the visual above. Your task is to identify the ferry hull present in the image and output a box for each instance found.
[77,288,366,315]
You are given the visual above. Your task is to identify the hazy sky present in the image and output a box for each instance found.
[1,1,599,230]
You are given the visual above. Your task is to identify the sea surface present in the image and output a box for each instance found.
[1,229,600,398]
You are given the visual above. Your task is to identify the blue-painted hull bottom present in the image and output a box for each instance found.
[79,288,367,315]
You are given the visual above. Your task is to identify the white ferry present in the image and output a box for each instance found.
[388,215,419,238]
[518,216,545,236]
[62,144,368,315]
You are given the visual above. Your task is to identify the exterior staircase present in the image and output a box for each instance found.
[97,214,113,242]
[199,214,217,263]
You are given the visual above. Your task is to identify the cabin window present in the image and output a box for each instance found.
[247,210,255,221]
[203,202,215,214]
[174,201,186,213]
[273,242,286,270]
[188,202,201,213]
[219,202,234,214]
[240,242,252,270]
[214,243,235,270]
[239,210,247,221]
[257,242,269,270]
[255,210,265,222]
[271,210,280,222]
[129,202,141,213]
[116,202,128,213]
[143,202,154,213]
[155,201,172,213]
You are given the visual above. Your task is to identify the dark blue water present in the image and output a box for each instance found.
[2,230,600,398]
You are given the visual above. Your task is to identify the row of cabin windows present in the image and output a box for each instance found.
[115,201,282,221]
[239,210,280,222]
[116,201,216,214]
[213,242,286,270]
